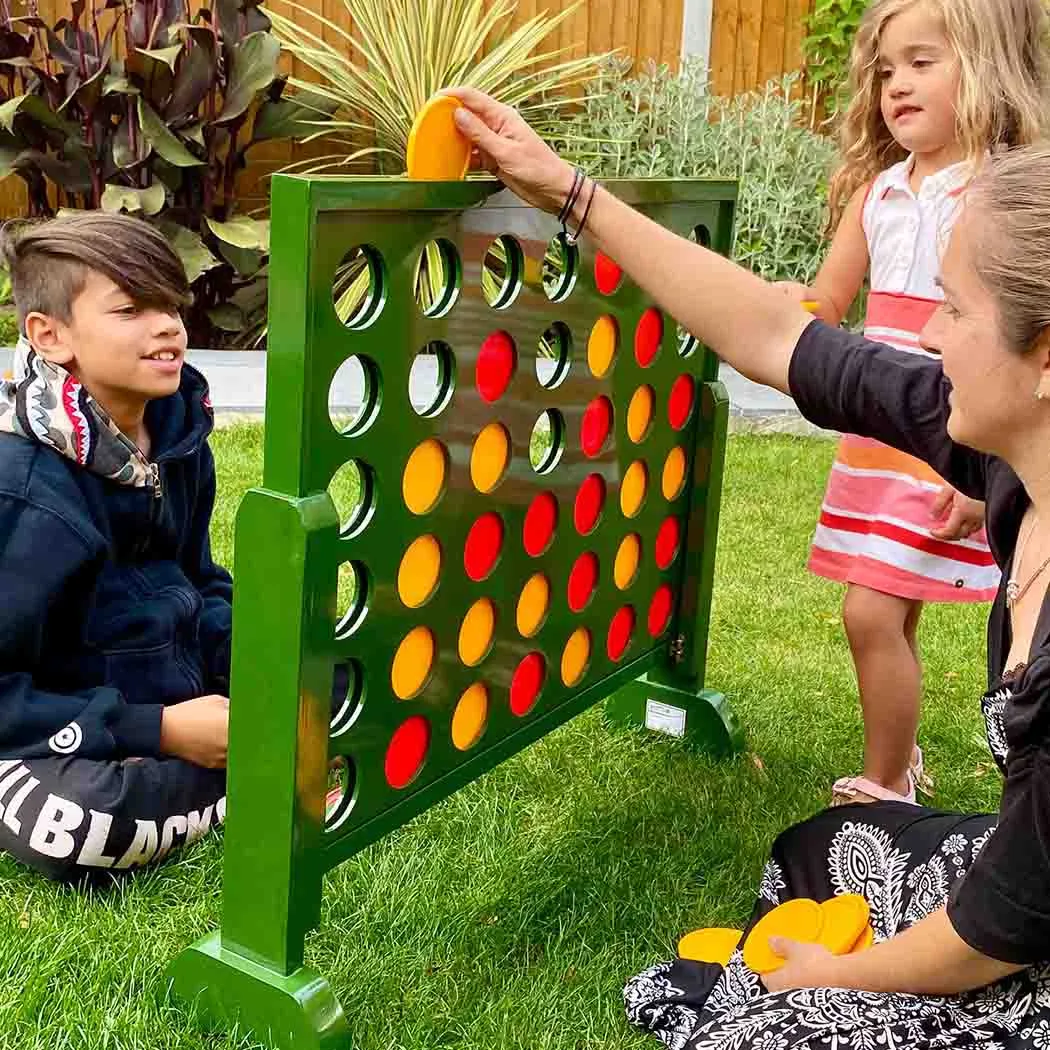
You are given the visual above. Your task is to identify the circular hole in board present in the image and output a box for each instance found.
[482,235,525,310]
[335,561,370,640]
[332,245,387,329]
[542,232,579,302]
[328,459,376,538]
[409,341,456,417]
[678,228,710,355]
[329,660,365,737]
[530,409,565,474]
[328,355,381,436]
[414,238,461,318]
[536,322,572,390]
[325,755,358,831]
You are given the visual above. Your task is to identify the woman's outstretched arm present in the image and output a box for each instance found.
[450,87,813,395]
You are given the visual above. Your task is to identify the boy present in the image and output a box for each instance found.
[0,212,231,883]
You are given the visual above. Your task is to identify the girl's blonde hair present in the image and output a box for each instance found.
[826,0,1050,232]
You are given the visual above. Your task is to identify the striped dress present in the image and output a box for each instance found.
[807,157,1000,603]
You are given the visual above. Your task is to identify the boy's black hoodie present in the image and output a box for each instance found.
[0,338,232,760]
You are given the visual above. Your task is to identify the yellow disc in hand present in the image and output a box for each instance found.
[818,894,870,955]
[678,928,742,966]
[742,898,823,975]
[407,96,471,180]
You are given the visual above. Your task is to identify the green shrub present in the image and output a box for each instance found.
[802,0,867,117]
[0,310,18,347]
[548,59,837,285]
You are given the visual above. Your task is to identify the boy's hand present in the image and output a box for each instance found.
[930,485,985,541]
[159,694,229,769]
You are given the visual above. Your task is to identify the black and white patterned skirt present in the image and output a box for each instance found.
[625,803,1050,1049]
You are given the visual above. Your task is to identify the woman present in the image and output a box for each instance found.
[448,88,1050,1048]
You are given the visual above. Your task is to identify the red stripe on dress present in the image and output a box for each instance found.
[819,510,997,567]
[865,292,940,333]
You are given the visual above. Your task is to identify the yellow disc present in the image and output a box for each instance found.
[470,422,510,494]
[620,460,648,518]
[459,598,496,667]
[662,445,687,501]
[587,315,618,378]
[452,683,488,750]
[403,439,447,515]
[516,573,550,638]
[742,899,824,975]
[397,535,441,609]
[561,627,591,686]
[801,299,820,314]
[614,534,641,590]
[818,895,870,955]
[678,928,743,966]
[850,924,875,953]
[406,95,471,181]
[627,385,654,443]
[391,626,435,700]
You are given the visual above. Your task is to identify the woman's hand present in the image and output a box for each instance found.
[445,87,576,215]
[930,485,985,541]
[762,938,843,993]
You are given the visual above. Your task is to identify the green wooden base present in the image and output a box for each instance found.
[163,931,351,1049]
[605,675,742,756]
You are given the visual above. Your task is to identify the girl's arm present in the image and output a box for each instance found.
[807,184,871,327]
[765,908,1025,997]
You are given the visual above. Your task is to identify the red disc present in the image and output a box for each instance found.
[655,516,681,570]
[464,512,504,581]
[385,715,431,789]
[511,652,546,716]
[595,252,623,296]
[607,605,636,661]
[567,551,599,612]
[648,584,674,637]
[634,308,663,368]
[581,396,613,458]
[476,331,516,403]
[668,374,695,430]
[574,474,606,535]
[523,491,558,557]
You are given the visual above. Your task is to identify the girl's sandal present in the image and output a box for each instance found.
[831,774,919,807]
[910,746,935,798]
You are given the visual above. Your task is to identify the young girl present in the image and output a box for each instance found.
[780,0,1045,805]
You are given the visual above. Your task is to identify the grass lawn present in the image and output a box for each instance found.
[1,428,998,1050]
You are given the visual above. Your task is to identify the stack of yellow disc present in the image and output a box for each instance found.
[677,928,742,966]
[742,899,824,975]
[817,894,870,955]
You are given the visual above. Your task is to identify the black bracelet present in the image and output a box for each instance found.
[566,176,598,245]
[558,167,585,226]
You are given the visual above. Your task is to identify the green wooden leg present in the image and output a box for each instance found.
[606,673,741,755]
[164,932,351,1049]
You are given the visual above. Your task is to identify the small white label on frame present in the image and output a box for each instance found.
[645,699,687,738]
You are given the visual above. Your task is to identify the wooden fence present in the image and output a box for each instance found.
[0,0,815,216]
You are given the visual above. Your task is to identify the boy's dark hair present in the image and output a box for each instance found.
[0,212,192,328]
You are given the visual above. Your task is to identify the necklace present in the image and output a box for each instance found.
[1007,512,1050,608]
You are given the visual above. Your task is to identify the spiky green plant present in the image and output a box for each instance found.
[263,0,608,175]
